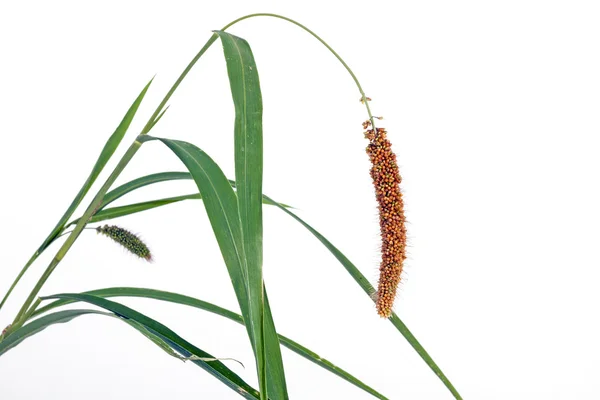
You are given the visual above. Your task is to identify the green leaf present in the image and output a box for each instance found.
[45,78,154,248]
[68,193,202,226]
[0,309,110,357]
[60,161,458,397]
[263,196,463,400]
[65,188,288,227]
[101,171,192,209]
[0,308,183,362]
[147,105,170,131]
[34,287,388,400]
[41,293,260,399]
[0,308,258,399]
[60,163,459,397]
[150,137,251,316]
[0,79,153,311]
[215,30,287,400]
[120,317,192,362]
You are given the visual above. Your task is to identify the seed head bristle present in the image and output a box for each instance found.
[96,225,152,262]
[365,123,407,318]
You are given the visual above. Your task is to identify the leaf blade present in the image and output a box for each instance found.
[101,171,192,209]
[0,307,259,399]
[41,293,260,399]
[44,78,154,247]
[216,30,288,400]
[68,193,202,226]
[0,79,152,311]
[154,138,251,316]
[0,309,108,357]
[62,162,459,397]
[264,196,463,399]
[66,189,288,227]
[34,287,388,400]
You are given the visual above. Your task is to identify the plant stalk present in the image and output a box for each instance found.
[12,140,143,324]
[221,13,378,130]
[143,13,377,139]
[0,251,40,311]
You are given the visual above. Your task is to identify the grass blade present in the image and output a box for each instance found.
[99,172,291,211]
[0,309,259,399]
[0,308,181,362]
[41,293,260,399]
[145,136,261,381]
[66,190,288,228]
[215,30,287,400]
[34,287,388,400]
[57,164,458,397]
[263,195,462,399]
[68,193,202,227]
[0,79,153,311]
[101,171,192,209]
[0,309,110,357]
[44,78,154,248]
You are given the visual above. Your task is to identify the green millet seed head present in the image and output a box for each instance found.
[96,225,152,262]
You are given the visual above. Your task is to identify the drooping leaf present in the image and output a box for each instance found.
[0,307,259,399]
[0,309,109,357]
[41,293,260,399]
[100,171,192,209]
[34,287,388,399]
[69,193,202,226]
[59,163,459,397]
[263,195,463,399]
[58,160,459,397]
[147,136,251,320]
[66,191,288,227]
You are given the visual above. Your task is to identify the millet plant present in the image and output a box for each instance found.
[0,14,462,399]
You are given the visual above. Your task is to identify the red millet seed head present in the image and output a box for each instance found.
[365,125,407,318]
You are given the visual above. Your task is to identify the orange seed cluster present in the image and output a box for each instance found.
[365,123,407,318]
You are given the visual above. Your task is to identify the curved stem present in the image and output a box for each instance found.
[142,13,377,135]
[222,13,377,130]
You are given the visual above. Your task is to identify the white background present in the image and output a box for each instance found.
[1,1,599,399]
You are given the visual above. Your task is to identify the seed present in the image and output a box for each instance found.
[365,124,407,318]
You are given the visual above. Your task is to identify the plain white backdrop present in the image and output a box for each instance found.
[1,1,600,399]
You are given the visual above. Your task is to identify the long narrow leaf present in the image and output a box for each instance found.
[100,171,192,209]
[63,165,458,396]
[0,308,181,362]
[0,308,259,398]
[66,191,288,228]
[146,137,251,317]
[44,79,154,248]
[263,195,462,399]
[216,30,287,400]
[0,309,110,357]
[41,293,260,399]
[55,162,458,396]
[0,80,153,311]
[68,193,202,227]
[34,287,388,400]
